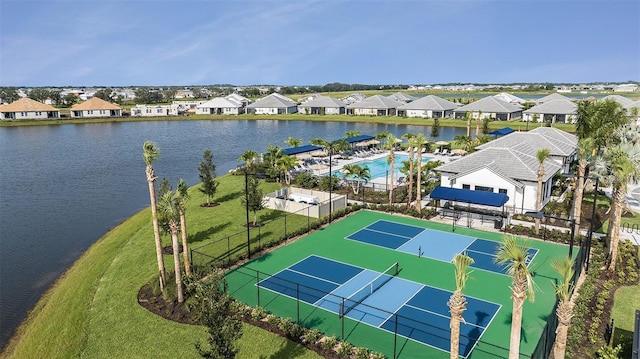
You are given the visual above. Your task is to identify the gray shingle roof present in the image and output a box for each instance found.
[246,93,296,109]
[436,142,561,183]
[345,95,403,109]
[197,97,242,108]
[387,92,416,102]
[601,94,633,106]
[536,93,571,104]
[298,95,346,108]
[476,127,577,157]
[454,96,522,113]
[523,99,577,115]
[624,99,640,110]
[493,92,526,104]
[397,95,460,111]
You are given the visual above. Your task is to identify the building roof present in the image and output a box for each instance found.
[476,127,577,157]
[601,94,634,107]
[454,96,522,114]
[282,144,321,156]
[226,93,250,105]
[493,92,526,104]
[436,142,562,183]
[430,186,509,207]
[488,127,515,136]
[345,95,403,109]
[387,92,416,103]
[197,97,242,108]
[298,95,346,108]
[523,99,577,115]
[246,93,296,109]
[0,97,58,112]
[625,99,640,110]
[71,97,121,111]
[397,95,460,111]
[536,93,572,104]
[344,134,374,144]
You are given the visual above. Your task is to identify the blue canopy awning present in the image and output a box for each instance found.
[488,127,515,137]
[282,144,321,156]
[344,134,374,144]
[430,186,509,207]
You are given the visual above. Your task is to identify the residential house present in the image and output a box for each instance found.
[196,97,245,115]
[476,127,577,173]
[493,92,526,105]
[625,100,640,124]
[130,104,180,117]
[226,93,251,107]
[387,92,416,104]
[523,99,577,124]
[340,93,367,105]
[601,94,633,107]
[453,96,522,120]
[0,97,60,120]
[397,95,459,118]
[536,93,572,105]
[70,97,122,118]
[345,95,403,116]
[246,93,297,115]
[297,95,346,115]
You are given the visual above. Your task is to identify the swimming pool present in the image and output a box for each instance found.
[334,154,431,180]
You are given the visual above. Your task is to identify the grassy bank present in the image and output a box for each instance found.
[1,174,320,359]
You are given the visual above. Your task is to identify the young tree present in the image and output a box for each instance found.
[194,272,243,359]
[454,135,474,151]
[341,164,371,195]
[534,148,550,235]
[93,88,113,101]
[275,155,297,184]
[494,236,536,359]
[177,179,191,276]
[242,175,266,226]
[143,141,166,290]
[431,117,440,138]
[157,191,184,303]
[238,149,259,169]
[550,257,575,359]
[448,253,474,359]
[198,149,219,206]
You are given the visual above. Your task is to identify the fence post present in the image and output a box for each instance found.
[258,225,261,251]
[227,236,231,266]
[284,216,287,241]
[393,314,398,359]
[296,283,300,325]
[256,271,260,307]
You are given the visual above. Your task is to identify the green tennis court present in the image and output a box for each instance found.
[226,210,571,358]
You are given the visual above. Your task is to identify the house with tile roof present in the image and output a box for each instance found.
[70,97,122,118]
[0,97,60,120]
[246,93,297,114]
[453,96,522,120]
[435,141,562,214]
[345,95,403,116]
[523,99,578,124]
[297,95,346,115]
[397,95,460,118]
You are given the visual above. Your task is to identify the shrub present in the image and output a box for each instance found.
[337,342,354,357]
[354,346,371,359]
[596,344,622,358]
[322,335,338,350]
[295,172,317,188]
[302,328,322,345]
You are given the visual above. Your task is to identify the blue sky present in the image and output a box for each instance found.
[1,0,638,87]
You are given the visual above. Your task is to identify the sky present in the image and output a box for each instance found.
[0,0,639,87]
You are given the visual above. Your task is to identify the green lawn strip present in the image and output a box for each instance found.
[612,284,640,331]
[2,175,322,359]
[228,210,569,358]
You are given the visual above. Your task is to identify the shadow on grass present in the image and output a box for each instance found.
[217,191,244,203]
[612,327,633,358]
[190,221,232,243]
[259,338,309,359]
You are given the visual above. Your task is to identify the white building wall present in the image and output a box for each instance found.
[405,109,428,118]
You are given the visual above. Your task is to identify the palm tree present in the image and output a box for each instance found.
[275,155,298,184]
[284,137,303,148]
[341,164,370,195]
[345,130,361,138]
[266,145,283,168]
[403,133,416,206]
[381,132,398,205]
[414,134,428,211]
[238,149,259,169]
[475,114,481,140]
[454,134,474,151]
[550,257,575,359]
[593,124,640,271]
[158,191,184,303]
[572,138,595,235]
[463,111,472,137]
[143,141,166,290]
[494,235,535,359]
[177,179,191,276]
[447,253,474,359]
[534,148,550,235]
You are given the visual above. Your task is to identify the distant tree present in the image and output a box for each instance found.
[198,149,219,206]
[192,87,203,99]
[28,88,50,103]
[163,89,177,102]
[63,93,79,107]
[463,112,472,137]
[0,88,20,103]
[295,172,317,189]
[242,175,266,226]
[482,117,490,135]
[345,130,361,138]
[194,272,243,359]
[284,137,303,148]
[403,133,417,206]
[135,88,163,104]
[93,88,113,101]
[431,117,440,138]
[238,149,259,169]
[48,90,62,106]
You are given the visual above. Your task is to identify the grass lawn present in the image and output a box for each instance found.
[611,284,640,356]
[1,174,321,359]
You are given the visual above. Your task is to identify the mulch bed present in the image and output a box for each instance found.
[200,202,220,208]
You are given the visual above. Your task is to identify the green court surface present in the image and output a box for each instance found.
[226,210,570,358]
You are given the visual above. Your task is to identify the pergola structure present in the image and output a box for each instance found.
[430,186,509,231]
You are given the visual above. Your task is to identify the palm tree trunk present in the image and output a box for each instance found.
[180,212,191,276]
[573,161,586,236]
[170,227,184,303]
[475,119,480,140]
[607,185,626,271]
[535,174,543,235]
[416,151,423,211]
[448,291,466,359]
[389,154,395,205]
[552,300,573,359]
[146,166,166,290]
[407,147,414,207]
[508,280,528,359]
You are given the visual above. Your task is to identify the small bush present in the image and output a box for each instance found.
[302,328,322,345]
[322,335,338,350]
[596,344,622,358]
[337,342,354,357]
[354,346,371,359]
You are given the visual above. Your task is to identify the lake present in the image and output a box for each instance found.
[0,119,466,349]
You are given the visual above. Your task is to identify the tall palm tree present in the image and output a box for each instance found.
[275,155,297,184]
[238,149,259,169]
[341,164,370,195]
[454,134,474,151]
[382,133,398,205]
[143,141,166,290]
[550,257,575,359]
[475,114,481,140]
[494,235,535,359]
[177,179,191,276]
[447,253,474,359]
[414,134,428,211]
[403,133,416,206]
[284,137,302,148]
[158,191,184,303]
[572,138,595,235]
[463,111,472,137]
[534,148,550,235]
[266,145,283,168]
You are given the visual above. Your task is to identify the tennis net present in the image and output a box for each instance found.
[340,262,399,317]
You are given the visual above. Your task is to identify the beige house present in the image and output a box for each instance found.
[71,97,122,118]
[0,98,60,120]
